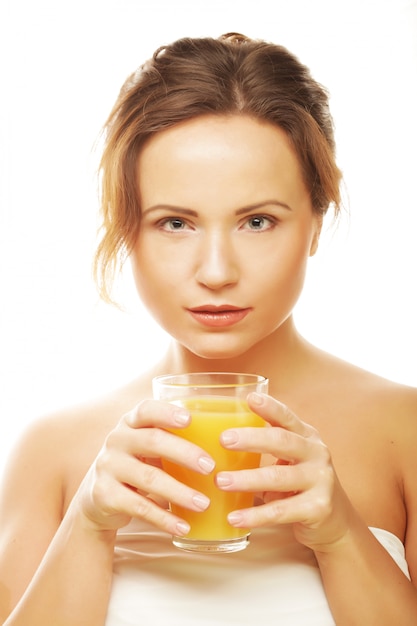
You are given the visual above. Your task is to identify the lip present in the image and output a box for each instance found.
[187,305,251,328]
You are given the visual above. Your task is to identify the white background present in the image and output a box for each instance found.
[0,0,416,475]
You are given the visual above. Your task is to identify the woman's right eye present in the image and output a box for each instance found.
[159,218,188,231]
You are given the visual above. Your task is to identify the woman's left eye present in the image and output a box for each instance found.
[243,215,275,231]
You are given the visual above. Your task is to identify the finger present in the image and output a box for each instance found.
[247,393,317,438]
[216,462,311,494]
[220,424,317,462]
[106,422,216,475]
[126,457,212,512]
[131,492,192,537]
[95,474,192,537]
[226,490,327,529]
[96,451,211,515]
[124,398,191,430]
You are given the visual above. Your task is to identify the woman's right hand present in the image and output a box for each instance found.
[74,399,216,536]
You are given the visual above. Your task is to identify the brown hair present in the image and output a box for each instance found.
[94,33,342,302]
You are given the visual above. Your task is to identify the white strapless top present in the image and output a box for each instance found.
[105,520,409,625]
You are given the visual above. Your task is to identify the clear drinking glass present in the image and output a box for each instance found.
[152,372,268,553]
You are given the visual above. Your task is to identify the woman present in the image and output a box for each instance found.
[1,33,416,625]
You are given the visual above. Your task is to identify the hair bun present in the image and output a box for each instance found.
[219,32,250,44]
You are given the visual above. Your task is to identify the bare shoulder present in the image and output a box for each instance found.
[312,345,417,485]
[306,345,417,424]
[0,373,153,515]
[298,345,417,540]
[298,341,417,464]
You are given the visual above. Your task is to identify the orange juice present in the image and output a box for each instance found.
[162,396,264,541]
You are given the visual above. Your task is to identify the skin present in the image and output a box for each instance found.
[1,114,417,625]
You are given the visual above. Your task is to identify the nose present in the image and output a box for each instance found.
[195,229,239,290]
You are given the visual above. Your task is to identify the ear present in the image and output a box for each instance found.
[309,215,323,257]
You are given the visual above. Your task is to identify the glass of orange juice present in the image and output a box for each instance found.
[152,372,268,553]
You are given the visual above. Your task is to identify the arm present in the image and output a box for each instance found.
[217,392,417,625]
[2,503,117,626]
[315,390,417,625]
[315,516,417,626]
[0,401,215,625]
[0,418,117,626]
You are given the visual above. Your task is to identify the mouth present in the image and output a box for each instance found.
[187,305,251,328]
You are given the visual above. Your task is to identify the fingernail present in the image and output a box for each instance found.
[220,430,238,446]
[216,472,232,488]
[198,456,216,473]
[173,408,190,426]
[192,493,210,511]
[175,521,190,535]
[227,511,243,526]
[249,392,264,406]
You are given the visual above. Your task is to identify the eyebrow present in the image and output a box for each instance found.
[141,200,292,216]
[236,200,292,214]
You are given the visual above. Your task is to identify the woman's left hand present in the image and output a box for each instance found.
[216,392,354,553]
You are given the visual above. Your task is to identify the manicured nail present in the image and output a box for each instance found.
[249,392,264,406]
[173,408,190,426]
[216,472,232,488]
[198,456,216,473]
[175,521,190,535]
[192,493,210,510]
[220,430,238,446]
[227,511,243,526]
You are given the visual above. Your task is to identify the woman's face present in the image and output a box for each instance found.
[131,114,321,360]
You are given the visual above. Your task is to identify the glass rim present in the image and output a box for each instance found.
[152,372,268,389]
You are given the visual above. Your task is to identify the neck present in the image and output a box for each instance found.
[156,316,315,397]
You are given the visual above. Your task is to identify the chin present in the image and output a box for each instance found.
[184,339,255,362]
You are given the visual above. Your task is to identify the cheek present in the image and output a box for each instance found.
[130,246,156,302]
[252,235,312,306]
[130,243,181,312]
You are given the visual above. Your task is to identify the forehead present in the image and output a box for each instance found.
[136,114,309,208]
[139,114,299,165]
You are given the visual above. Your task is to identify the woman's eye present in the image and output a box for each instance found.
[244,215,274,231]
[160,218,188,231]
